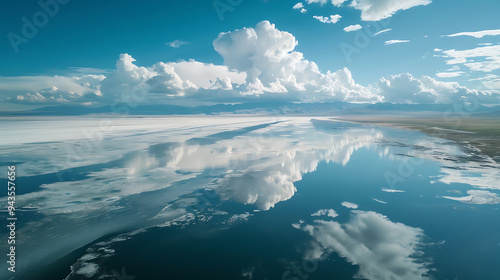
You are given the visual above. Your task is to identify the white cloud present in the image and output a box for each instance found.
[442,45,500,72]
[98,54,249,103]
[373,28,392,36]
[169,60,246,89]
[329,67,382,102]
[468,74,498,81]
[442,190,500,205]
[305,0,348,6]
[312,209,339,217]
[306,0,325,3]
[437,160,500,190]
[445,29,500,39]
[331,0,348,6]
[3,21,499,106]
[99,54,193,102]
[293,2,307,12]
[382,188,405,193]
[2,74,105,104]
[228,212,253,224]
[306,0,327,4]
[436,72,464,78]
[351,0,432,21]
[344,24,362,32]
[385,39,410,45]
[377,73,500,104]
[372,198,387,204]
[166,40,189,48]
[217,126,383,210]
[482,77,500,91]
[298,211,430,279]
[3,21,379,105]
[433,48,442,52]
[213,21,379,102]
[446,66,460,71]
[313,14,342,24]
[341,201,358,209]
[377,73,438,103]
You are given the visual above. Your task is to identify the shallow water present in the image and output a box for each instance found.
[1,116,499,280]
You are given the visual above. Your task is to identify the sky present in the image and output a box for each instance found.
[1,0,500,109]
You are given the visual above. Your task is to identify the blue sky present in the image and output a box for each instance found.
[1,0,500,108]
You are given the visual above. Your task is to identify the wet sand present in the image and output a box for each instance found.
[335,114,500,163]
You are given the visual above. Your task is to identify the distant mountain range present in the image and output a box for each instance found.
[2,102,500,116]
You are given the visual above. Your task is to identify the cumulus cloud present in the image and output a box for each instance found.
[169,60,246,89]
[445,29,500,39]
[298,211,430,279]
[3,21,499,106]
[378,73,435,103]
[328,67,382,102]
[376,73,500,104]
[216,123,383,210]
[3,74,105,104]
[313,14,342,24]
[351,0,432,21]
[213,21,379,102]
[2,21,379,105]
[344,24,362,32]
[385,39,410,45]
[99,54,247,103]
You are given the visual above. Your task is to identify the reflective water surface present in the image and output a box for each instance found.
[0,116,499,279]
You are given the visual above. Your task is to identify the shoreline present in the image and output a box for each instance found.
[334,114,500,163]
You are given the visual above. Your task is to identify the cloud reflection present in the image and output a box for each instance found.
[297,211,430,280]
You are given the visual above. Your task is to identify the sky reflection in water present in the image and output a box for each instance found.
[0,116,499,280]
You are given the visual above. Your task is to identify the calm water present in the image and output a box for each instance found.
[1,116,499,280]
